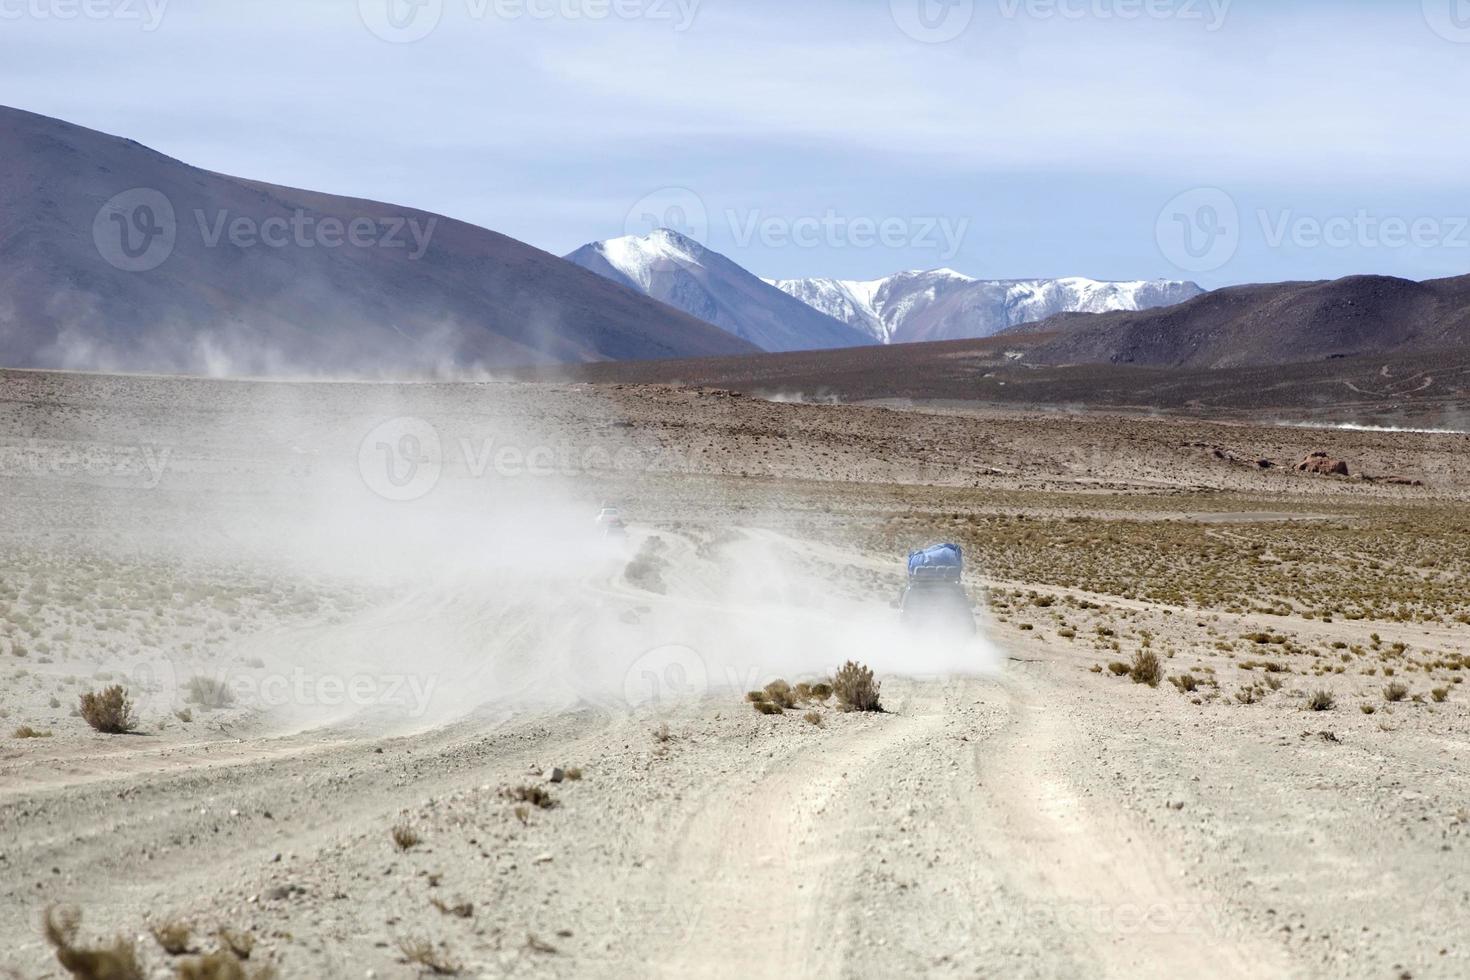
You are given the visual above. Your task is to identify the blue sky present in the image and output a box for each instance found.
[4,0,1469,288]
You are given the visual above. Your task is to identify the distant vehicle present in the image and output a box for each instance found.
[899,543,975,634]
[596,505,628,539]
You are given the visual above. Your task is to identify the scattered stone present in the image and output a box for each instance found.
[1296,452,1350,476]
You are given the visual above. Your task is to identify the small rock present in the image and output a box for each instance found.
[549,767,565,783]
[533,853,554,864]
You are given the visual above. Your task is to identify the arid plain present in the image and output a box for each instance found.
[1,368,1467,979]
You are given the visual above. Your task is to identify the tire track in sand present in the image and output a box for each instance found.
[967,668,1293,979]
[646,687,948,979]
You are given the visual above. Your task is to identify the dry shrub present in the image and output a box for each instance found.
[79,686,136,734]
[1360,704,1376,714]
[744,691,764,703]
[396,936,461,975]
[1234,687,1256,705]
[808,683,832,701]
[14,725,52,738]
[652,722,672,743]
[752,700,782,715]
[184,676,234,710]
[1383,682,1410,703]
[151,920,193,955]
[42,905,145,980]
[763,680,797,708]
[832,661,882,712]
[176,951,277,980]
[563,767,583,781]
[803,711,823,727]
[502,785,557,810]
[1129,651,1162,688]
[216,928,254,960]
[1169,674,1199,693]
[1307,690,1336,712]
[1107,662,1130,676]
[1431,687,1450,703]
[391,824,421,851]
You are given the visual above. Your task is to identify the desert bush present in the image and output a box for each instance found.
[1383,682,1410,703]
[151,920,193,955]
[1170,674,1199,693]
[1107,662,1130,676]
[744,691,764,703]
[1307,690,1336,712]
[1234,687,1256,705]
[1360,704,1376,714]
[1432,687,1450,703]
[564,767,583,781]
[803,711,823,727]
[13,725,52,738]
[832,661,882,712]
[396,936,461,975]
[42,905,145,980]
[216,927,254,960]
[652,722,672,743]
[1129,651,1162,687]
[176,951,277,980]
[502,785,557,810]
[763,680,797,709]
[79,686,136,734]
[184,676,234,710]
[808,682,832,700]
[752,700,782,715]
[390,825,421,851]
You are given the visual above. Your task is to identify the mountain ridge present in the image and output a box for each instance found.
[767,270,1205,344]
[564,229,874,353]
[0,106,759,376]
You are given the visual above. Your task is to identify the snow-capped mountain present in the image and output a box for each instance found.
[565,230,873,353]
[767,270,1205,345]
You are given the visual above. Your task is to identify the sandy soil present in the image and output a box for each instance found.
[0,369,1467,979]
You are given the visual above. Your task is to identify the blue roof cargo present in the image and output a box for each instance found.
[907,543,963,582]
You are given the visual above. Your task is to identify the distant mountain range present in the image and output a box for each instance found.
[566,230,1203,351]
[767,271,1204,345]
[4,105,1466,381]
[0,106,756,376]
[563,230,871,352]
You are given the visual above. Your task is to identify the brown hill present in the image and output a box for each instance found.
[0,106,756,376]
[1014,274,1470,368]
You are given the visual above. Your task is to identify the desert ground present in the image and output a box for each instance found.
[1,369,1467,979]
